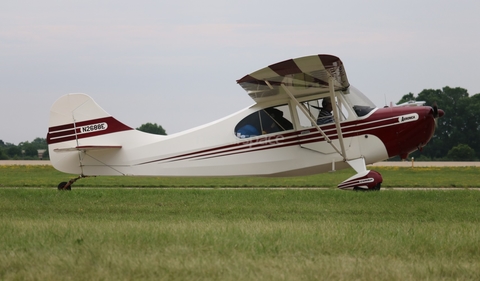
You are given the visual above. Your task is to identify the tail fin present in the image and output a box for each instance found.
[47,93,134,174]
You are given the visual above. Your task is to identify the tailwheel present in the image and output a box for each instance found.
[57,181,71,191]
[57,175,89,191]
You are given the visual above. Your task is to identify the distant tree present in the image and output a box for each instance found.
[0,141,9,159]
[446,144,476,161]
[31,138,47,147]
[42,149,49,160]
[463,93,480,157]
[23,144,38,158]
[6,146,22,158]
[0,149,7,160]
[136,123,167,135]
[0,138,48,160]
[397,92,416,104]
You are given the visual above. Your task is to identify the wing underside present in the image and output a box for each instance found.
[236,54,349,103]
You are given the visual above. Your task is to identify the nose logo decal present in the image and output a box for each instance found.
[398,113,419,123]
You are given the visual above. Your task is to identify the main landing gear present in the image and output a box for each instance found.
[57,175,89,190]
[353,182,382,191]
[338,170,383,191]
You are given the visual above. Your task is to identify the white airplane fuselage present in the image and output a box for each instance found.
[47,54,443,190]
[47,92,438,178]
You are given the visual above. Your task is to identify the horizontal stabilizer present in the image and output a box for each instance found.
[54,145,122,152]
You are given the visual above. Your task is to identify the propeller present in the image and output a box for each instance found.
[432,102,439,118]
[431,101,445,127]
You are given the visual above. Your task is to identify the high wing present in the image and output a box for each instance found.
[237,54,356,170]
[236,54,349,103]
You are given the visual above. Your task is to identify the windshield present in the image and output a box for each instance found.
[343,86,376,117]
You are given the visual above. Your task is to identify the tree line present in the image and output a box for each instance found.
[397,86,480,161]
[0,138,49,160]
[1,89,478,161]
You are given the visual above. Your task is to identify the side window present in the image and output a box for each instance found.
[297,97,349,128]
[235,105,293,138]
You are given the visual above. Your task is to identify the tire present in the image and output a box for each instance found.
[57,181,71,191]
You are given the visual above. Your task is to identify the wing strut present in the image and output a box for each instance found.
[327,76,348,160]
[281,84,345,159]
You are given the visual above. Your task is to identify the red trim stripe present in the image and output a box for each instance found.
[269,59,302,76]
[136,114,402,165]
[47,116,133,144]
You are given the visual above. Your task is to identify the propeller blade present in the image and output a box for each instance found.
[432,102,438,118]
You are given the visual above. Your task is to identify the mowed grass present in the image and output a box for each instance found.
[1,165,480,188]
[0,189,479,280]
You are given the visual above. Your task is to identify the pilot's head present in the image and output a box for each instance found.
[322,98,332,110]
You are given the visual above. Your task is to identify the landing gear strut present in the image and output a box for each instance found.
[57,175,88,191]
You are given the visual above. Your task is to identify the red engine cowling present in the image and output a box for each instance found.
[337,170,383,191]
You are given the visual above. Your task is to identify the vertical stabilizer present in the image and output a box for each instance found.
[47,93,134,174]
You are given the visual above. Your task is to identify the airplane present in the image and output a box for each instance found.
[47,54,444,190]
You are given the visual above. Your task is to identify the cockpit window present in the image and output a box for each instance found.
[344,87,376,117]
[235,104,293,138]
[353,105,374,117]
[297,97,349,127]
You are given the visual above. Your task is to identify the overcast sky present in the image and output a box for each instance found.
[2,0,479,144]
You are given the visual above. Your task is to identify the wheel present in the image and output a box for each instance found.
[57,181,71,191]
[353,183,381,192]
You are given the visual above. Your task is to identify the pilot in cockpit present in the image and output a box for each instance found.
[317,98,334,124]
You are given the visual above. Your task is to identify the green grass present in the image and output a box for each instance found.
[1,165,480,188]
[0,189,479,280]
[1,165,479,279]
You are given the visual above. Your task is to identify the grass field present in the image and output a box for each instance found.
[1,166,479,280]
[1,165,480,188]
[0,189,479,280]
